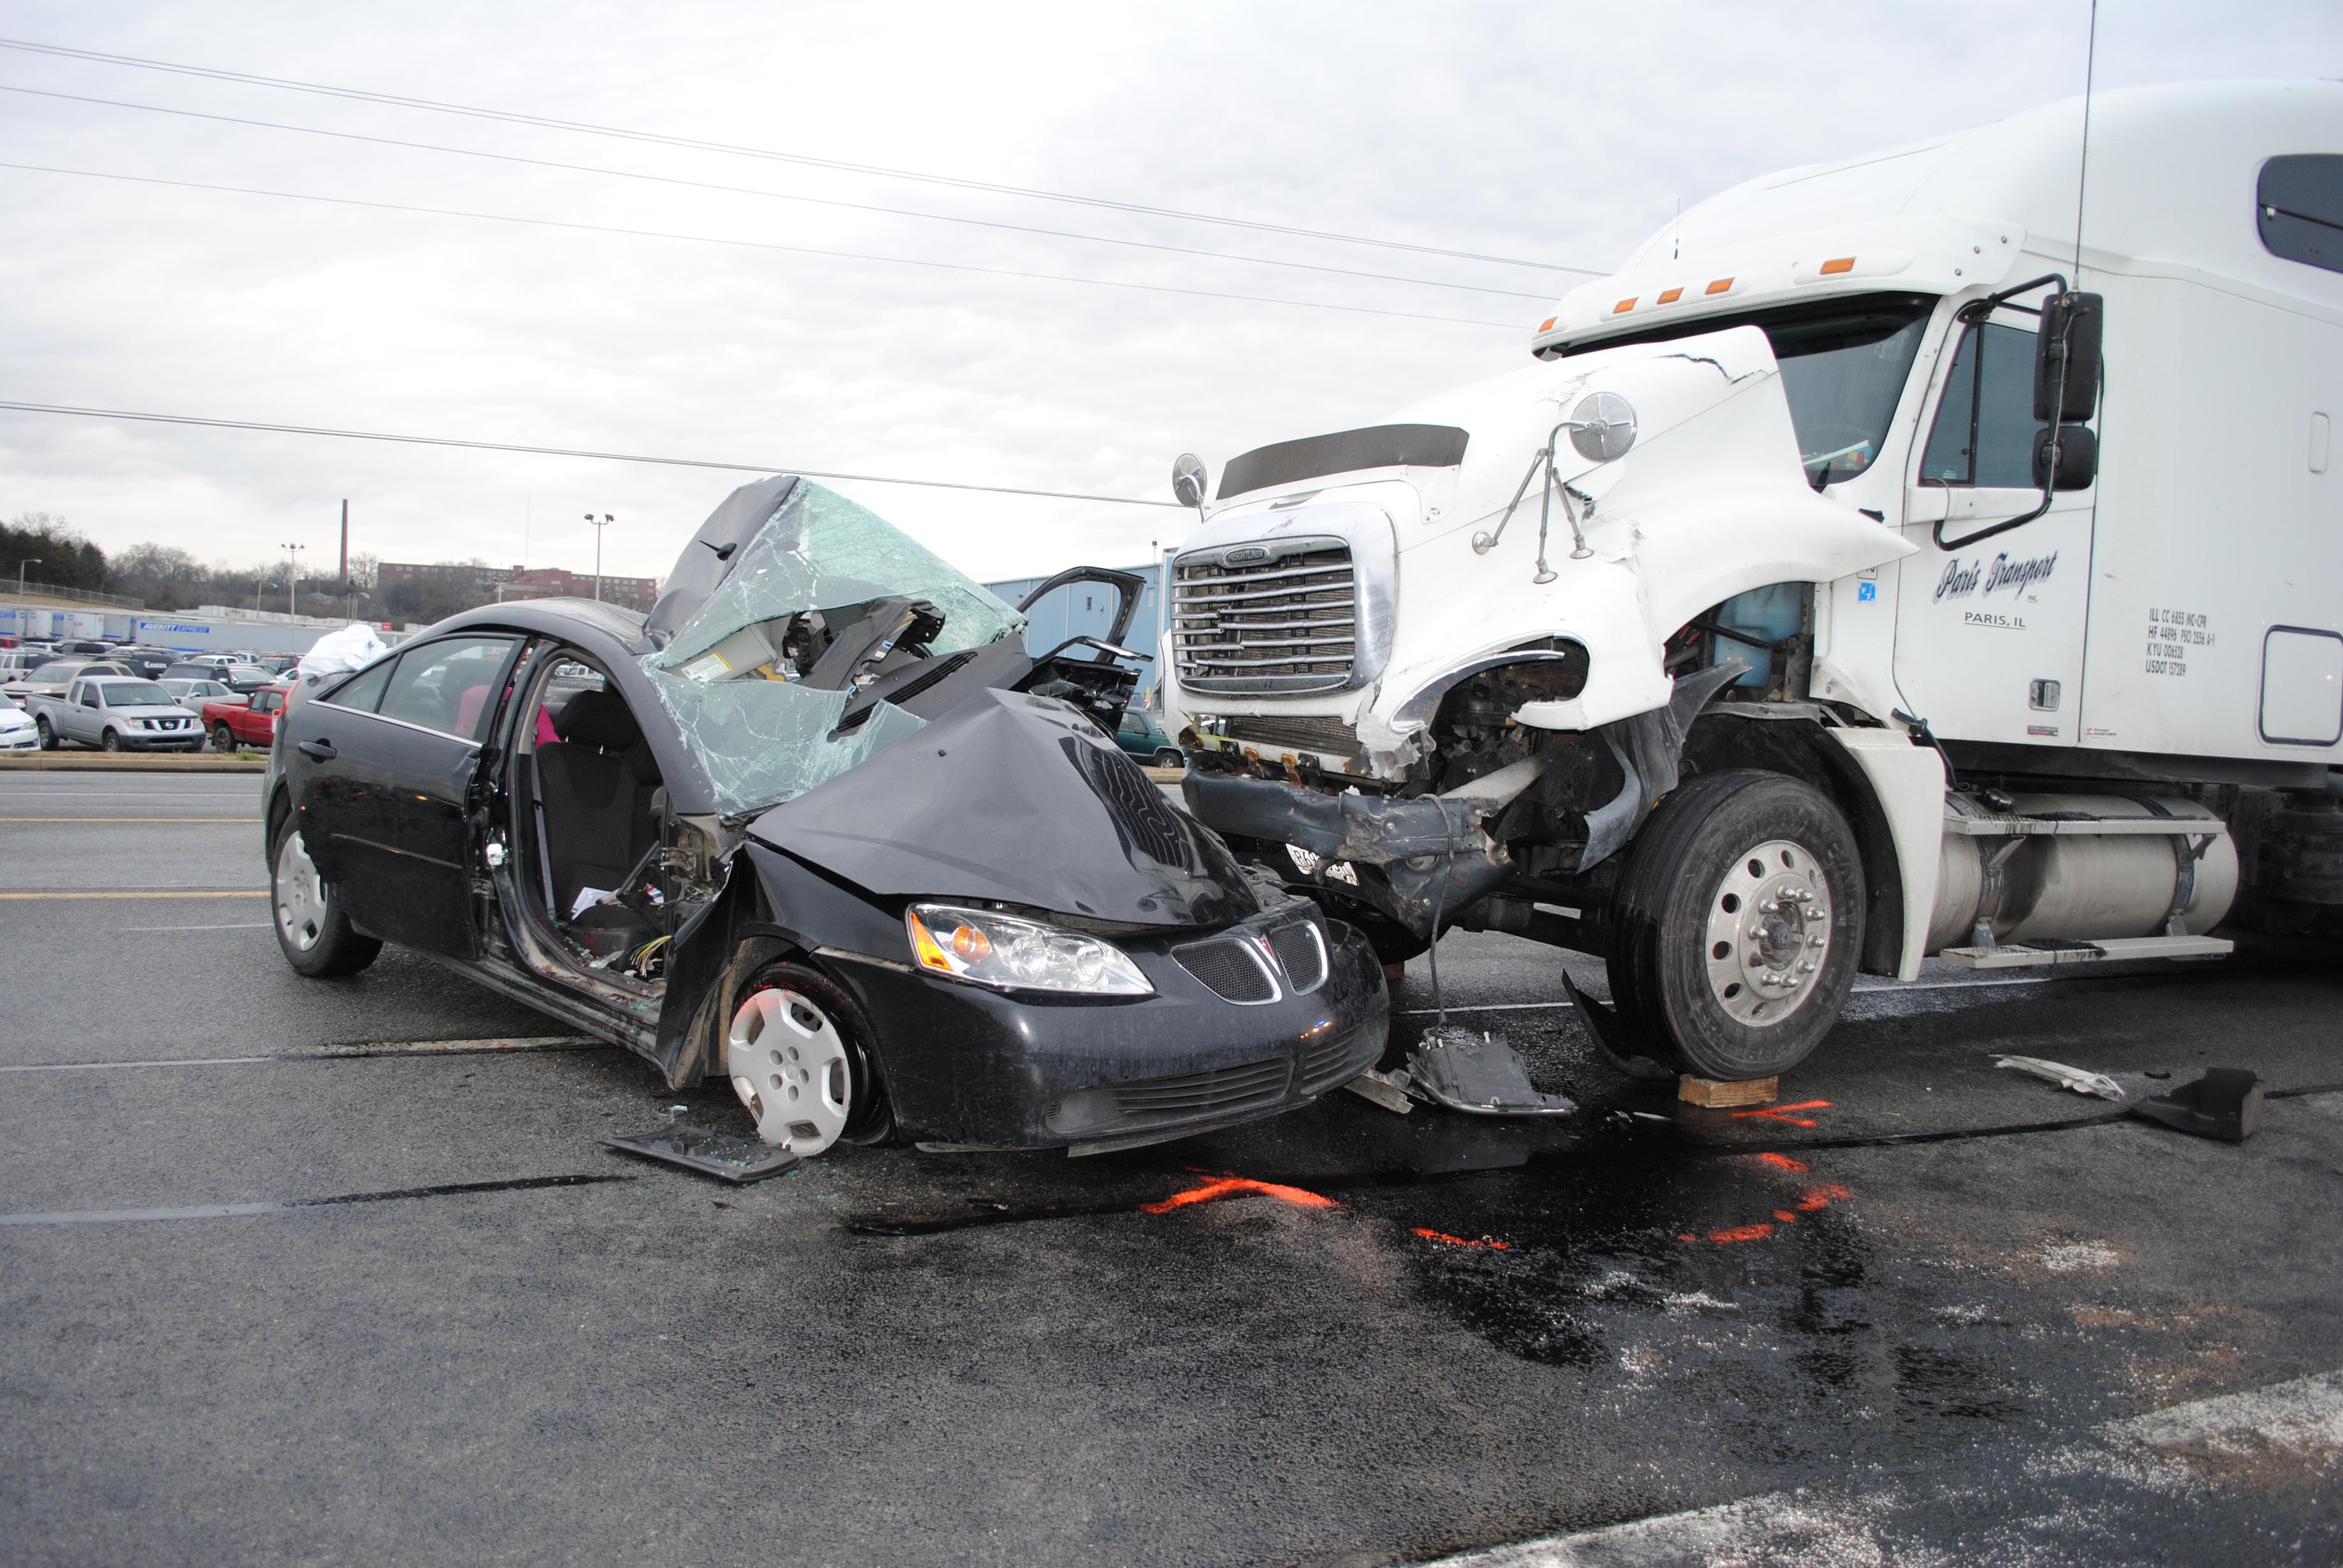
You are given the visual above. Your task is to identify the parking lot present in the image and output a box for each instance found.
[5,767,2341,1565]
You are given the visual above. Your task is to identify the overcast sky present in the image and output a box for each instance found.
[1,1,2335,587]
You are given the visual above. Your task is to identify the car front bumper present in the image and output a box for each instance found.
[824,912,1389,1153]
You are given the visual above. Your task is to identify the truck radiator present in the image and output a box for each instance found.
[1172,539,1357,694]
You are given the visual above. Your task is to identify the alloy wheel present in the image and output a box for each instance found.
[1702,837,1833,1027]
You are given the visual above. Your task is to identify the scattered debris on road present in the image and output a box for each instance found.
[1996,1054,2127,1100]
[2133,1068,2264,1143]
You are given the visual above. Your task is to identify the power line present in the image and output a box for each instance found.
[0,84,1557,302]
[0,160,1528,329]
[0,35,1602,276]
[0,399,1191,507]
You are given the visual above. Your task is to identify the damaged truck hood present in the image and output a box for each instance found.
[748,688,1260,927]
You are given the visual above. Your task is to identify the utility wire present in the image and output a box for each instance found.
[0,160,1528,330]
[0,35,1603,276]
[0,399,1191,508]
[0,83,1557,302]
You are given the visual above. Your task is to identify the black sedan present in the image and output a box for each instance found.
[262,476,1386,1157]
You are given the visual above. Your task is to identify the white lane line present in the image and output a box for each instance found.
[1,1202,285,1227]
[1415,1367,2343,1566]
[1394,978,2045,1017]
[0,1036,603,1073]
[119,922,272,932]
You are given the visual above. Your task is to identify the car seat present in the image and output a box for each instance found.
[533,688,662,921]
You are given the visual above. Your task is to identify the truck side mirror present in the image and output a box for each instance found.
[2034,290,2103,422]
[1171,453,1209,510]
[2032,424,2098,490]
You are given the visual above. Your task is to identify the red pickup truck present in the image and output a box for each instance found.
[202,684,291,752]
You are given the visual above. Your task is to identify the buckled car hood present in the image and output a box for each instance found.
[748,688,1260,928]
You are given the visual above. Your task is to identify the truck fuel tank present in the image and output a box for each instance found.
[1926,794,2238,953]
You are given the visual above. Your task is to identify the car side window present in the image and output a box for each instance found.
[376,636,516,741]
[1919,321,2049,488]
[323,658,397,715]
[79,687,99,708]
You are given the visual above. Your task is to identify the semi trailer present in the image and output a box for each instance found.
[1164,81,2343,1082]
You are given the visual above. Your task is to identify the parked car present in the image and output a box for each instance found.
[108,646,180,680]
[162,659,233,683]
[219,663,281,695]
[29,675,203,752]
[203,684,289,752]
[0,695,38,752]
[258,653,302,675]
[0,650,49,683]
[159,676,236,706]
[264,476,1387,1158]
[54,639,114,656]
[4,659,130,705]
[1114,708,1185,769]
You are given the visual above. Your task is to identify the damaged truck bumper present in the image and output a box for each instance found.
[825,909,1389,1154]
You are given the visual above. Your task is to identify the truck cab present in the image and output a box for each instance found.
[1168,82,2343,1081]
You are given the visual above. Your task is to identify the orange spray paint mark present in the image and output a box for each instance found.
[1707,1223,1774,1244]
[1733,1099,1831,1127]
[1774,1210,1800,1223]
[1412,1228,1512,1250]
[1753,1151,1809,1172]
[1142,1176,1341,1215]
[1795,1184,1853,1213]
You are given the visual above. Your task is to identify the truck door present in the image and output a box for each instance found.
[282,634,521,957]
[1893,311,2097,745]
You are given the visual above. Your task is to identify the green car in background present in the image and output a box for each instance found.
[1114,707,1184,769]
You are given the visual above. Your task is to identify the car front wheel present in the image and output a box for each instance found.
[271,822,382,978]
[1152,748,1184,769]
[725,962,894,1155]
[1605,769,1865,1082]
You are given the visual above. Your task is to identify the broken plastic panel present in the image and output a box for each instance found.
[641,482,1027,816]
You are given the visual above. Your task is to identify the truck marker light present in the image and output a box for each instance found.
[1656,287,1684,304]
[1819,257,1856,274]
[1612,297,1637,313]
[1705,277,1735,294]
[1537,317,1556,332]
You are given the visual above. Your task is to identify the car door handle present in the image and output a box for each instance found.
[297,738,337,761]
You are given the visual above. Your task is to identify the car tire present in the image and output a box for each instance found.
[1605,768,1865,1082]
[724,961,897,1154]
[1152,748,1184,769]
[270,819,382,978]
[211,722,236,753]
[34,715,55,751]
[100,728,122,753]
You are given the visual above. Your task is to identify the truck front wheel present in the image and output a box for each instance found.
[34,715,55,750]
[1607,769,1865,1081]
[211,722,236,752]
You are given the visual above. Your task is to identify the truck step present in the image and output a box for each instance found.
[1944,815,2231,838]
[1938,934,2235,970]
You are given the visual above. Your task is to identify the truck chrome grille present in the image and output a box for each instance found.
[1173,539,1357,694]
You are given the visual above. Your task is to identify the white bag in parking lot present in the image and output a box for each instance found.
[288,623,388,707]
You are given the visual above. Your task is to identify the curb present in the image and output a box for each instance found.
[0,753,269,773]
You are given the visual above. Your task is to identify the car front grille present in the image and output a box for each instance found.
[1266,920,1327,994]
[1175,937,1277,1003]
[1173,539,1357,694]
[1112,1057,1293,1124]
[1300,1021,1384,1091]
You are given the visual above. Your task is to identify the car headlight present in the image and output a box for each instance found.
[905,904,1153,996]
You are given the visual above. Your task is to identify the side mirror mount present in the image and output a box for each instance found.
[1171,453,1209,511]
[2033,424,2098,491]
[2034,290,2103,423]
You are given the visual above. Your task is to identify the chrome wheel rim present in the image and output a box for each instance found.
[726,987,852,1155]
[1703,838,1832,1026]
[275,829,327,953]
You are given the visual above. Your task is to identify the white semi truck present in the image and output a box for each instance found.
[1166,81,2343,1081]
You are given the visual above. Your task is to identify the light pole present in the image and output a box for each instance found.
[283,543,305,617]
[16,557,42,599]
[585,513,612,601]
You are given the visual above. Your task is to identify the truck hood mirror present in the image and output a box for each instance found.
[1172,452,1210,510]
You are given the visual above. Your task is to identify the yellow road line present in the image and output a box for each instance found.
[0,816,263,823]
[0,890,268,900]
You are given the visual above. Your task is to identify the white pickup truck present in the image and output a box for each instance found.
[1167,81,2343,1083]
[29,675,206,753]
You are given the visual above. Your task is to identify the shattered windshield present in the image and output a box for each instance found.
[642,480,1028,816]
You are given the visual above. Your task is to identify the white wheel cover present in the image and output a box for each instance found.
[275,830,327,953]
[726,987,853,1155]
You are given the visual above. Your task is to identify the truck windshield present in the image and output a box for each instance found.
[101,681,172,706]
[1563,293,1935,489]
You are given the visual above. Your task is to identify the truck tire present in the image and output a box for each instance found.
[100,728,122,752]
[211,722,236,752]
[1152,748,1184,769]
[270,819,382,978]
[34,715,55,750]
[1606,769,1865,1081]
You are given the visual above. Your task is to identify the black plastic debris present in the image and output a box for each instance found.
[1407,1026,1577,1116]
[604,1126,801,1183]
[2130,1069,2263,1143]
[1559,971,1674,1082]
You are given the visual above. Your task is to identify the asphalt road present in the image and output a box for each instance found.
[4,771,2340,1565]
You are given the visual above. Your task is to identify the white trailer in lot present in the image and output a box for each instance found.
[1168,81,2343,1081]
